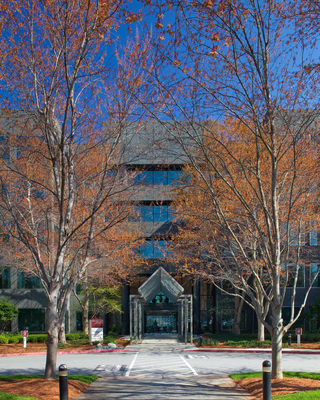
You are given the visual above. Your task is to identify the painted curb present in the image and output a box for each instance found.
[1,347,319,357]
[0,348,136,357]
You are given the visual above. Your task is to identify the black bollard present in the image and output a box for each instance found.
[59,364,68,400]
[262,360,271,400]
[199,337,203,347]
[288,333,291,346]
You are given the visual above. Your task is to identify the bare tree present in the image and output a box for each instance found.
[0,0,143,379]
[135,0,320,378]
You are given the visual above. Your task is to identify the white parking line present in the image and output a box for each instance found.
[125,352,138,376]
[179,354,198,375]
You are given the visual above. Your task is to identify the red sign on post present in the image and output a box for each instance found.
[89,318,103,344]
[296,328,303,335]
[22,330,28,338]
[90,318,103,328]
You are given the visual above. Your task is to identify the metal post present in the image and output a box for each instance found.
[288,333,291,346]
[59,364,68,400]
[262,360,271,400]
[138,299,142,341]
[184,297,188,344]
[134,296,138,344]
[129,296,133,345]
[180,300,184,339]
[189,295,193,345]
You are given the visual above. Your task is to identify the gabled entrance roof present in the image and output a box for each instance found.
[138,267,184,303]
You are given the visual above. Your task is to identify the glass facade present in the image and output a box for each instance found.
[17,272,42,289]
[0,267,10,289]
[280,264,305,287]
[18,308,45,332]
[310,263,320,287]
[139,240,170,259]
[145,314,177,333]
[132,170,182,186]
[309,230,318,245]
[134,205,175,222]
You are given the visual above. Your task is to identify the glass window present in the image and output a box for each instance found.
[310,264,320,287]
[139,206,153,222]
[135,205,172,223]
[167,206,176,221]
[133,171,153,185]
[17,272,42,289]
[154,240,169,259]
[18,308,45,332]
[131,170,183,186]
[310,231,318,245]
[282,306,302,327]
[76,284,83,294]
[289,229,305,246]
[0,267,10,289]
[154,171,168,185]
[139,240,170,259]
[168,170,182,185]
[153,205,168,222]
[76,311,83,331]
[139,242,154,258]
[281,264,305,287]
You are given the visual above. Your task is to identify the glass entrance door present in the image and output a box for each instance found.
[145,313,177,333]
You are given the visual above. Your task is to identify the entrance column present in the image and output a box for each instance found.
[189,294,193,345]
[129,295,140,344]
[193,279,201,334]
[180,299,184,338]
[184,296,188,344]
[121,281,130,335]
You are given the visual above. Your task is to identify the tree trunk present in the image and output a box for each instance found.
[257,320,265,341]
[271,308,284,379]
[45,296,60,379]
[81,271,90,335]
[82,293,89,335]
[58,322,67,344]
[232,291,244,335]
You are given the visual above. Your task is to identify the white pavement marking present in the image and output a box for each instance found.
[125,352,197,377]
[125,352,138,376]
[179,354,198,376]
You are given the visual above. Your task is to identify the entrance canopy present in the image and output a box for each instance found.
[138,267,184,303]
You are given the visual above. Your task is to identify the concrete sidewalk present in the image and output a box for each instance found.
[124,334,196,352]
[74,375,254,399]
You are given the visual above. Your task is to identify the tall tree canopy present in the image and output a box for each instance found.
[137,0,320,378]
[0,0,142,379]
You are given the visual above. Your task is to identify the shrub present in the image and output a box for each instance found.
[0,300,18,334]
[66,333,87,341]
[103,335,117,345]
[8,336,19,344]
[0,335,9,344]
[27,334,47,343]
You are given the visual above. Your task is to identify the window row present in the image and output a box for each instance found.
[133,205,176,223]
[0,268,42,289]
[131,170,182,186]
[280,263,320,288]
[1,263,320,287]
[288,226,318,246]
[139,240,171,259]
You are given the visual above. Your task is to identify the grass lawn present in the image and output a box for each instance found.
[0,394,38,400]
[272,392,320,399]
[230,372,320,380]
